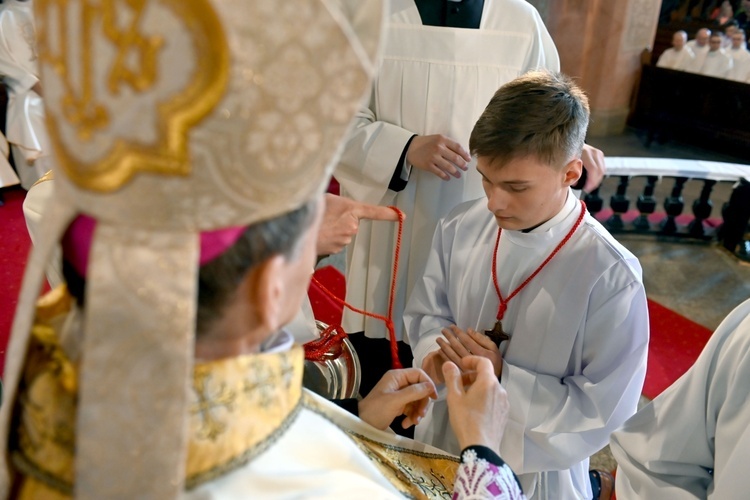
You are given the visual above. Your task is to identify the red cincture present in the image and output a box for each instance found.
[486,201,587,347]
[310,206,405,369]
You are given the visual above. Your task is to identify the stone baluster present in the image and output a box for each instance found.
[688,179,717,239]
[634,176,658,231]
[584,187,604,216]
[606,176,630,231]
[661,177,688,235]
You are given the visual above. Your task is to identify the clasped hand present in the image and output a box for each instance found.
[422,325,503,384]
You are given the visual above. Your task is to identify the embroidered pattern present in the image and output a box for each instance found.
[453,449,526,500]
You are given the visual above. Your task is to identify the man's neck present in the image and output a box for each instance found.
[520,191,571,233]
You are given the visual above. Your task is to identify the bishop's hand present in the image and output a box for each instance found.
[436,325,503,378]
[358,368,438,430]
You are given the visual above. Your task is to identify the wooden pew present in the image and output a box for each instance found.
[628,64,750,158]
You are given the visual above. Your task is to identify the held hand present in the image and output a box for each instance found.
[421,349,449,385]
[436,325,503,377]
[406,134,471,181]
[443,356,510,454]
[581,144,606,193]
[358,368,438,430]
[316,193,400,256]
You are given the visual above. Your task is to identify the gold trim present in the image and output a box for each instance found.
[11,451,73,496]
[30,170,55,189]
[184,400,303,490]
[35,0,230,192]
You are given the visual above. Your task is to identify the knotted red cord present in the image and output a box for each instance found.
[303,324,348,361]
[309,206,405,369]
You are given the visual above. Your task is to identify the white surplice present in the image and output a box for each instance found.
[405,192,649,499]
[336,0,559,340]
[611,298,750,499]
[699,49,734,79]
[686,42,710,73]
[656,46,696,71]
[0,0,50,189]
[728,46,750,82]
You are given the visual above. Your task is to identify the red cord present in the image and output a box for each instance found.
[310,206,405,369]
[492,200,587,321]
[304,324,348,361]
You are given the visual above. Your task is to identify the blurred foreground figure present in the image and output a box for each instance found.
[0,1,525,498]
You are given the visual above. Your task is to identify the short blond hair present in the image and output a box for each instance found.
[469,71,590,168]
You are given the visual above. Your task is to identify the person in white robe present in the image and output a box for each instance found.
[728,29,750,81]
[610,298,750,499]
[697,33,734,77]
[0,1,529,498]
[405,71,649,500]
[0,129,19,188]
[0,0,50,189]
[336,0,605,392]
[656,30,696,71]
[686,28,712,72]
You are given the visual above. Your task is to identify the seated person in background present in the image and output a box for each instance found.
[721,20,739,48]
[736,0,750,31]
[710,0,735,26]
[728,29,750,81]
[611,298,750,498]
[656,30,696,70]
[686,27,712,70]
[696,32,734,77]
[405,70,649,500]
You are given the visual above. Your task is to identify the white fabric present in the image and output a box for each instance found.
[0,0,49,189]
[655,46,696,71]
[686,41,710,73]
[728,46,750,81]
[0,130,18,187]
[187,389,526,499]
[336,0,559,340]
[22,176,64,287]
[611,298,750,499]
[699,49,734,78]
[406,191,649,499]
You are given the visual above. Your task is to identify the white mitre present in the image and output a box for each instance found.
[0,0,384,498]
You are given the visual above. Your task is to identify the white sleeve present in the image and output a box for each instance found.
[334,86,415,205]
[500,266,649,473]
[611,299,750,499]
[404,216,457,369]
[522,9,560,74]
[0,13,38,92]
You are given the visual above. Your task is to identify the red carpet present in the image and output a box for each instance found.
[0,187,31,374]
[643,298,712,400]
[0,190,715,401]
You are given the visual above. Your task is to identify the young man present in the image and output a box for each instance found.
[656,30,696,71]
[405,71,649,499]
[334,0,606,396]
[697,32,734,77]
[728,29,750,81]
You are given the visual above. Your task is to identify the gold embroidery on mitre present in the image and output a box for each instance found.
[34,0,230,192]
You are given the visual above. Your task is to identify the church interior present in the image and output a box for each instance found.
[1,0,749,498]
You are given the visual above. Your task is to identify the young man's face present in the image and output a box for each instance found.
[696,30,710,46]
[673,32,686,50]
[477,155,581,231]
[732,33,746,49]
[709,35,723,51]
